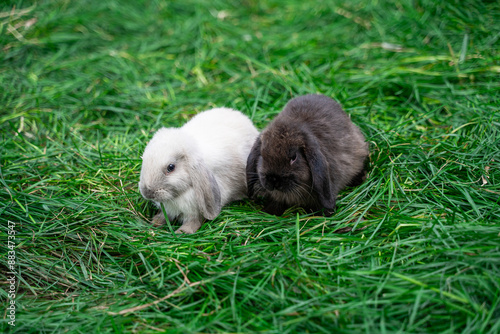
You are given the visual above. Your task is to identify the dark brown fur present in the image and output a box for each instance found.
[246,94,369,216]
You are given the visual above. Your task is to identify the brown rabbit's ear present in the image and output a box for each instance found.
[246,135,262,198]
[191,160,222,220]
[303,131,336,210]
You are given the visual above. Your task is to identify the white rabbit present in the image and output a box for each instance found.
[139,108,259,234]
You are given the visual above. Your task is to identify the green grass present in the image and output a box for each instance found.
[1,0,499,332]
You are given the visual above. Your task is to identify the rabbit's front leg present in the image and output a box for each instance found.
[175,217,202,234]
[152,209,177,227]
[152,211,167,226]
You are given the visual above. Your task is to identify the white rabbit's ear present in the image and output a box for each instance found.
[191,160,222,220]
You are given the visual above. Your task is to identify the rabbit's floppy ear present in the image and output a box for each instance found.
[191,160,222,220]
[303,130,336,210]
[246,135,262,198]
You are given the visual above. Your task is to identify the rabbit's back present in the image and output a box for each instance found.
[183,108,259,202]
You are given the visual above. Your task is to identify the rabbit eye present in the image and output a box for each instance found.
[165,164,175,174]
[290,154,297,165]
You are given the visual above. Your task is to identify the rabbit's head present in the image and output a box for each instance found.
[254,123,312,192]
[247,119,333,209]
[139,128,221,219]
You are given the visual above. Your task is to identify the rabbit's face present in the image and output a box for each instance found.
[257,125,312,194]
[139,130,194,203]
[139,155,191,203]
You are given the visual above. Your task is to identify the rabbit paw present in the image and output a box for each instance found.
[152,212,167,227]
[175,220,202,234]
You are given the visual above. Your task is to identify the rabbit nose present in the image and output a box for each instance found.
[265,174,280,190]
[141,186,155,199]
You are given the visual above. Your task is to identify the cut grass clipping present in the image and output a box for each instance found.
[1,0,499,333]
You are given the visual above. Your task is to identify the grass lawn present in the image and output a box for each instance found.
[1,0,499,332]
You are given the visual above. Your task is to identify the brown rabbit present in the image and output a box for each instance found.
[246,94,368,216]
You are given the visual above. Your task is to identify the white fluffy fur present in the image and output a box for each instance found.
[139,108,259,234]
